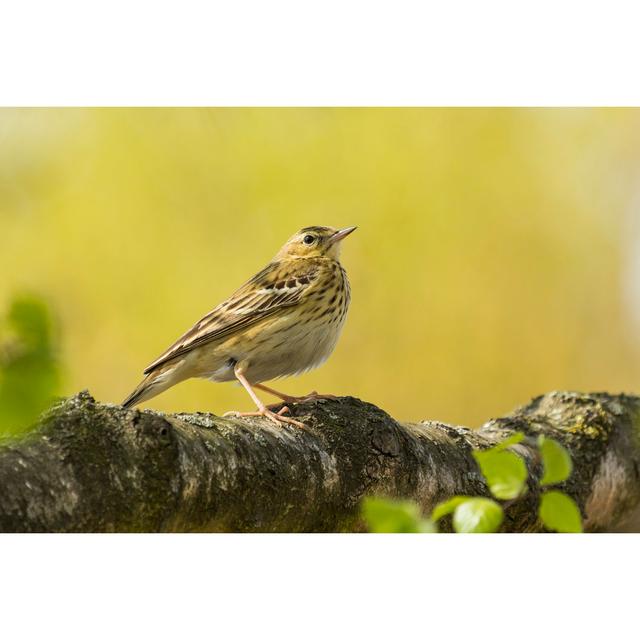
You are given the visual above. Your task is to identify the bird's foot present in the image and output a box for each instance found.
[300,390,339,401]
[223,405,305,428]
[266,390,337,410]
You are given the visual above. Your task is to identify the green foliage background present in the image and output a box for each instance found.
[1,108,639,426]
[0,295,61,436]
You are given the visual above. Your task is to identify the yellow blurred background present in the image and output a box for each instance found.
[1,108,639,427]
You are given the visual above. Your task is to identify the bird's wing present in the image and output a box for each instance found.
[143,261,320,374]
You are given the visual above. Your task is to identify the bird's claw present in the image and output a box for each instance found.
[302,391,338,401]
[223,406,304,428]
[266,391,337,410]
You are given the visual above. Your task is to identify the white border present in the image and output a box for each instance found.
[2,534,638,639]
[1,1,640,105]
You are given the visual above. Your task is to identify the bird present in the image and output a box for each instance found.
[122,225,356,427]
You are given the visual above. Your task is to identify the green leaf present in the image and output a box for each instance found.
[452,498,503,533]
[0,295,61,438]
[539,491,583,533]
[538,435,573,485]
[473,448,528,500]
[361,497,436,533]
[492,432,525,451]
[8,296,54,351]
[431,496,470,521]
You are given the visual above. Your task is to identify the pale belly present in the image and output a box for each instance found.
[192,310,347,385]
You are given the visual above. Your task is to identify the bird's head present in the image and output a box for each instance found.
[276,226,357,261]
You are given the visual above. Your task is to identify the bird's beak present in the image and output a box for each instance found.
[329,226,357,245]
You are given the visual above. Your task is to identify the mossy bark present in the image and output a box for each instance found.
[1,390,639,532]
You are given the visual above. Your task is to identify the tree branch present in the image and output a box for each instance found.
[1,390,639,532]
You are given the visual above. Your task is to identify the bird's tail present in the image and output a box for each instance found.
[122,365,182,409]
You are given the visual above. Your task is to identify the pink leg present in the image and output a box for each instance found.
[224,366,305,428]
[254,383,338,409]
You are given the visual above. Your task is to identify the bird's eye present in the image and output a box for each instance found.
[303,234,315,245]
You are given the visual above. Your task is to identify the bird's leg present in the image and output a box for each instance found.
[253,383,298,404]
[224,366,305,428]
[254,383,338,409]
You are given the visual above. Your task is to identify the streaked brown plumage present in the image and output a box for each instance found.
[122,225,356,427]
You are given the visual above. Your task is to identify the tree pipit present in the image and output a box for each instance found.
[123,226,356,427]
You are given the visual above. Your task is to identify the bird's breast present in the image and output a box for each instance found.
[246,272,350,382]
[197,262,351,384]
